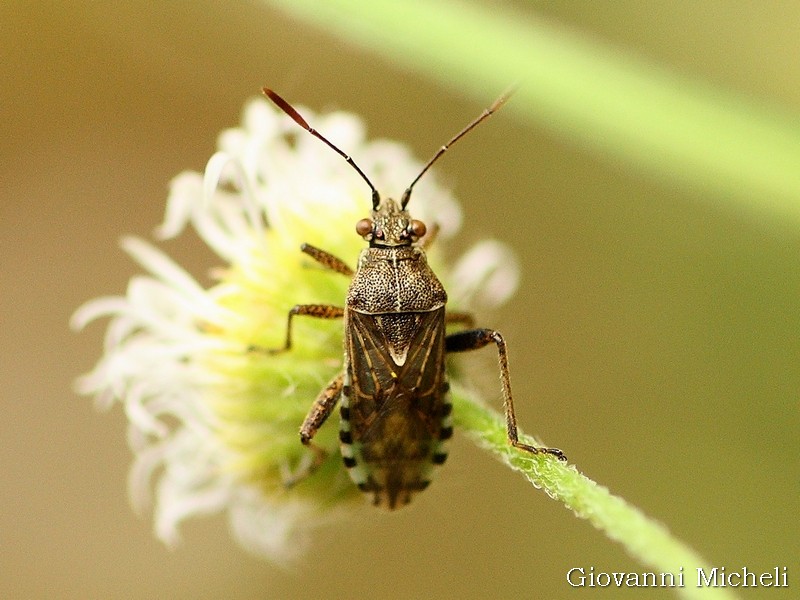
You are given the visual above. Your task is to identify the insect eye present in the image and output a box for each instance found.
[356,218,373,237]
[410,220,427,239]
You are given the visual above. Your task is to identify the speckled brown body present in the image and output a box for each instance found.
[340,243,453,509]
[261,88,566,511]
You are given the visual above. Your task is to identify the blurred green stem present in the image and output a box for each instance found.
[265,0,800,226]
[452,389,738,600]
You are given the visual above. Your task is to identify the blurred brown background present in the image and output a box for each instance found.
[2,2,798,598]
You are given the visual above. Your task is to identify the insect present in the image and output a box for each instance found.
[263,88,566,509]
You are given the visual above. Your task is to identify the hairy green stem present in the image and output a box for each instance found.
[452,389,738,600]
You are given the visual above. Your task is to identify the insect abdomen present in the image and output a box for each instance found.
[341,307,451,509]
[339,380,452,509]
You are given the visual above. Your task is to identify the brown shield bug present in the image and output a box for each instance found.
[262,88,565,509]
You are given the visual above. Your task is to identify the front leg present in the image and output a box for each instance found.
[250,243,351,354]
[445,328,566,461]
[300,243,354,276]
[258,304,345,354]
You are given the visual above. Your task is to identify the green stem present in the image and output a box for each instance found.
[452,389,738,600]
[264,0,800,226]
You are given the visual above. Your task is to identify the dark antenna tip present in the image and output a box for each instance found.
[263,87,380,209]
[263,88,310,129]
[400,88,515,209]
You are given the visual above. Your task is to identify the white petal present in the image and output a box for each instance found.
[450,239,520,309]
[228,490,313,562]
[155,171,203,240]
[123,382,169,438]
[121,237,205,298]
[204,152,264,242]
[70,296,129,330]
[127,435,169,515]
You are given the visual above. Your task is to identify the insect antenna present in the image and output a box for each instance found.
[400,89,514,209]
[263,88,381,209]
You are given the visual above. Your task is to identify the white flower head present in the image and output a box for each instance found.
[72,94,520,560]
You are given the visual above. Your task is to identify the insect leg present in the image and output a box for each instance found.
[250,304,344,354]
[282,372,345,487]
[445,328,566,461]
[249,244,350,354]
[300,371,345,445]
[301,243,354,276]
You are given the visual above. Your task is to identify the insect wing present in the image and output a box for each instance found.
[346,308,447,445]
[342,308,450,507]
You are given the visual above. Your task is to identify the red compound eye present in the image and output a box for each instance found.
[410,220,427,238]
[356,218,373,237]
